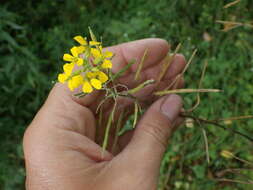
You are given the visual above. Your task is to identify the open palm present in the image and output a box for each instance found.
[24,39,185,190]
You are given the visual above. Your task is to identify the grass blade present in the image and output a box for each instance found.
[133,101,139,128]
[224,0,241,9]
[157,43,181,82]
[135,48,148,81]
[155,88,221,96]
[102,101,117,155]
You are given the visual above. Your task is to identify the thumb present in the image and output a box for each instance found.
[120,94,182,173]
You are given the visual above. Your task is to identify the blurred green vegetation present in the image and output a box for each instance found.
[0,0,252,189]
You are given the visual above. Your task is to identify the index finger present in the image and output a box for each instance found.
[107,38,170,74]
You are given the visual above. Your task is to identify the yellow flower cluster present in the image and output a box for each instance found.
[57,34,113,93]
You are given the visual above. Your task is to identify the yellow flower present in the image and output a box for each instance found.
[63,46,85,66]
[101,59,112,69]
[80,70,108,93]
[82,81,93,93]
[72,75,84,87]
[67,80,73,91]
[74,36,87,45]
[58,73,68,83]
[63,62,74,76]
[90,78,102,89]
[58,31,113,94]
[67,75,84,91]
[58,62,76,84]
[104,51,113,58]
[91,47,113,58]
[96,71,109,83]
[90,46,113,68]
[74,35,101,46]
[91,48,102,58]
[86,71,108,83]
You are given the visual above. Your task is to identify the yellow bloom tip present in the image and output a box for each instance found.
[58,73,67,83]
[82,81,93,93]
[73,35,87,45]
[90,78,102,89]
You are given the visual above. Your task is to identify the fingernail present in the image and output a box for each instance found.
[161,94,182,122]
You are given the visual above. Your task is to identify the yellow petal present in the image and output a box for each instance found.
[90,78,102,89]
[91,48,101,58]
[70,46,79,57]
[71,75,83,88]
[63,63,74,76]
[101,59,112,69]
[76,46,86,54]
[86,71,96,78]
[58,73,67,83]
[104,51,113,58]
[89,41,101,46]
[97,71,108,83]
[82,81,93,93]
[63,54,74,62]
[74,35,87,45]
[76,58,83,66]
[68,79,74,91]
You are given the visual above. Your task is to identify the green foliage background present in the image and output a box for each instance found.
[0,0,252,189]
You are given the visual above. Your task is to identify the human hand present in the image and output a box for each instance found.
[23,39,185,190]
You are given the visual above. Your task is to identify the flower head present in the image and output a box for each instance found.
[82,71,109,93]
[63,46,85,66]
[57,29,113,95]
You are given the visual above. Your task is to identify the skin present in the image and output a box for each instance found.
[23,38,186,190]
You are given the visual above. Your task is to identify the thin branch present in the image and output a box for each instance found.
[157,43,182,82]
[186,60,208,112]
[135,48,148,81]
[216,20,253,32]
[127,79,155,95]
[202,128,210,164]
[215,178,253,185]
[112,111,124,154]
[217,115,253,122]
[233,155,253,166]
[216,168,253,183]
[181,113,253,142]
[164,49,197,91]
[164,74,182,91]
[223,0,241,9]
[102,101,117,155]
[182,49,198,74]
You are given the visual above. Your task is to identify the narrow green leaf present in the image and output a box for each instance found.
[111,59,136,81]
[88,27,97,42]
[102,101,117,155]
[133,101,139,128]
[135,48,148,81]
